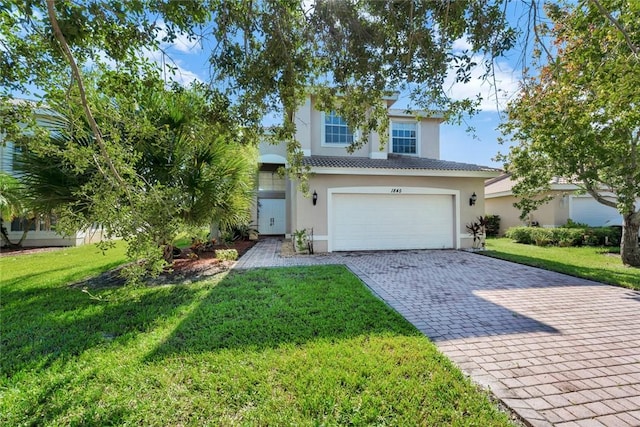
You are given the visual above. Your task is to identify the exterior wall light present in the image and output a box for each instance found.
[312,190,318,206]
[469,192,477,206]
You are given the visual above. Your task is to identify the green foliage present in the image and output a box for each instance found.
[293,228,309,253]
[499,0,640,265]
[505,226,621,248]
[214,249,238,261]
[505,227,534,245]
[0,172,24,220]
[485,238,640,290]
[223,222,258,242]
[0,251,513,425]
[563,219,590,229]
[1,0,517,192]
[2,0,521,273]
[13,81,256,281]
[484,214,501,237]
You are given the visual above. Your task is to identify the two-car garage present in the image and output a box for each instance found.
[329,188,456,251]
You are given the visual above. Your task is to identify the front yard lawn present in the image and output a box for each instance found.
[1,245,514,426]
[484,238,640,290]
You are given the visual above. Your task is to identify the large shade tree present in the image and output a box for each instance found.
[0,0,518,277]
[500,0,640,266]
[1,0,516,159]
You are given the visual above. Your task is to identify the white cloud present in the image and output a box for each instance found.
[154,21,201,54]
[452,37,473,51]
[142,48,204,86]
[166,31,201,54]
[444,56,520,112]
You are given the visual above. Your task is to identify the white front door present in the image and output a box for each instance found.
[258,198,286,235]
[331,193,454,251]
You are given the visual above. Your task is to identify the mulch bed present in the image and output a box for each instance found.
[5,239,258,289]
[171,240,256,275]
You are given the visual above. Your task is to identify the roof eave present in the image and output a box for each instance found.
[309,166,501,178]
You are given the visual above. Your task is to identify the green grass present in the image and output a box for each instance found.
[1,245,514,426]
[484,238,640,290]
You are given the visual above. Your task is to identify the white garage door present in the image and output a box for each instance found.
[571,197,621,227]
[331,193,454,251]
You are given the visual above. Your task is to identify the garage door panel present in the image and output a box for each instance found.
[332,193,454,251]
[572,198,621,227]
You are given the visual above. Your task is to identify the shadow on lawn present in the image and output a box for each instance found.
[1,282,200,377]
[146,265,419,360]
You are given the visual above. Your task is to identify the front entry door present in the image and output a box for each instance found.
[258,198,286,235]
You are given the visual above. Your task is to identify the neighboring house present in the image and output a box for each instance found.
[0,101,106,247]
[485,173,630,235]
[253,94,500,252]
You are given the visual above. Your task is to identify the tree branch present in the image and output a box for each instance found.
[583,184,618,209]
[589,0,639,56]
[45,0,128,192]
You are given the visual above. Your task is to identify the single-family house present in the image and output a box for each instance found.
[0,101,106,247]
[485,173,630,235]
[253,94,500,252]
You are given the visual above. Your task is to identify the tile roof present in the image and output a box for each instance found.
[485,173,578,194]
[302,154,500,172]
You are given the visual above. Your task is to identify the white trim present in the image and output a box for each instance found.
[259,154,287,164]
[320,111,359,148]
[485,183,580,197]
[326,186,461,252]
[369,151,388,159]
[301,148,311,157]
[388,108,445,121]
[311,166,499,178]
[485,191,513,199]
[389,120,420,156]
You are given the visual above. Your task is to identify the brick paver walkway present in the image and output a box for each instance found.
[235,239,640,426]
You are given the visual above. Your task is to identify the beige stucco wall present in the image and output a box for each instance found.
[305,96,370,157]
[294,97,442,160]
[388,112,441,159]
[291,174,487,252]
[485,191,570,235]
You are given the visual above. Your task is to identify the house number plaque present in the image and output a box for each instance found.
[390,188,402,193]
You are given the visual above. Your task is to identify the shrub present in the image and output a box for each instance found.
[552,228,584,247]
[484,215,501,237]
[530,228,554,246]
[585,227,621,246]
[563,219,590,229]
[504,225,622,247]
[215,249,238,261]
[505,226,534,244]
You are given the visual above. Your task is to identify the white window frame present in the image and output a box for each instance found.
[320,111,358,147]
[390,120,420,156]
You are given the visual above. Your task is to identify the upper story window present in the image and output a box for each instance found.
[324,111,354,145]
[391,121,417,155]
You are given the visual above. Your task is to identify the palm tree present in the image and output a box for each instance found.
[0,172,32,247]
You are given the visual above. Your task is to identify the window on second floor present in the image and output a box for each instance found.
[324,111,354,145]
[391,121,417,155]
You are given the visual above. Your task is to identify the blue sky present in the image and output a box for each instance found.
[146,6,533,170]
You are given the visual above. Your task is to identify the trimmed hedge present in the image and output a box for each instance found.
[505,226,621,247]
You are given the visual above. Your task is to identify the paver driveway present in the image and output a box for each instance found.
[235,239,640,426]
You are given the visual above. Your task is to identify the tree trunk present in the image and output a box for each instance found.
[1,226,16,248]
[621,212,640,267]
[0,217,33,249]
[162,243,174,263]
